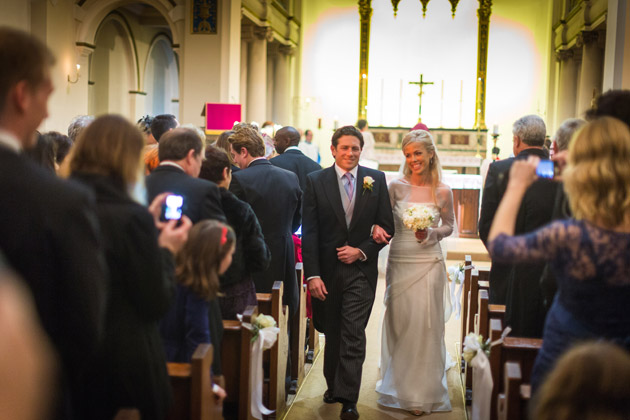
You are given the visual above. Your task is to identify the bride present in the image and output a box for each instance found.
[373,129,455,416]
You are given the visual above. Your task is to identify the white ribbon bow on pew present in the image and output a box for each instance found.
[448,264,470,319]
[467,327,511,420]
[239,314,280,420]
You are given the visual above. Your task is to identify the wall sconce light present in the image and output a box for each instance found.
[68,64,81,84]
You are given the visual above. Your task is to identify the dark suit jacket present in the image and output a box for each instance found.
[302,165,394,332]
[478,148,558,337]
[229,158,302,312]
[269,148,322,194]
[72,173,174,420]
[0,148,107,420]
[146,164,225,223]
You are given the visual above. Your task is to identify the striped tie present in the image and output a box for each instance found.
[343,172,354,199]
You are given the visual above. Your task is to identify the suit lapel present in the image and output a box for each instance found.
[349,166,367,231]
[322,166,347,228]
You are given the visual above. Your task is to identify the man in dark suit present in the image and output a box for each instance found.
[270,126,321,194]
[479,115,558,337]
[0,27,107,420]
[302,126,394,420]
[146,127,225,224]
[228,126,302,314]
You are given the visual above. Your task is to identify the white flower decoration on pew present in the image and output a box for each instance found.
[448,263,465,285]
[251,314,278,344]
[463,333,491,364]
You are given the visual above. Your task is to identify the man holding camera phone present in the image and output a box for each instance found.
[478,114,558,338]
[146,127,225,224]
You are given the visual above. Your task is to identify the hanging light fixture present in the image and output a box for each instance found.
[391,0,402,17]
[419,0,431,18]
[448,0,460,18]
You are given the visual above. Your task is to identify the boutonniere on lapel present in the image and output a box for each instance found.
[362,176,374,195]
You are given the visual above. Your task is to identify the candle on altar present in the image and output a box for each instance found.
[492,124,499,135]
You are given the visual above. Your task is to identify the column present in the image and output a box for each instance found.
[267,43,276,123]
[576,31,603,116]
[128,91,147,122]
[240,40,249,121]
[247,25,271,124]
[273,44,294,125]
[555,48,580,123]
[474,0,492,130]
[357,0,372,120]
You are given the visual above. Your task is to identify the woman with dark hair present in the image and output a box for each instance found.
[214,129,239,172]
[68,114,192,420]
[199,145,270,319]
[24,133,56,173]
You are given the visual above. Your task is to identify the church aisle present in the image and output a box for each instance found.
[284,274,466,420]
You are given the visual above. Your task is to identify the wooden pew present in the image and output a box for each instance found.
[256,282,288,419]
[475,289,490,339]
[291,263,307,391]
[306,312,320,364]
[497,361,531,420]
[166,343,218,420]
[460,255,473,355]
[488,319,542,420]
[465,269,481,389]
[222,306,257,420]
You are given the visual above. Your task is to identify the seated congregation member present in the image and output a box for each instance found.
[228,126,302,314]
[487,116,630,391]
[214,129,239,173]
[68,115,192,420]
[199,146,270,319]
[45,131,73,171]
[0,27,107,420]
[270,125,322,195]
[24,132,57,173]
[146,127,225,223]
[532,341,630,420]
[479,115,558,338]
[160,220,234,367]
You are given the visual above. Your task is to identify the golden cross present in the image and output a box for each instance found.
[409,74,433,122]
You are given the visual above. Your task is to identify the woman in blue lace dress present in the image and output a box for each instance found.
[487,116,630,391]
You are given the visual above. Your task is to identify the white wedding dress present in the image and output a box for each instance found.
[376,178,455,413]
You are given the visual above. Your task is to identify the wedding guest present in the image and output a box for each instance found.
[67,115,93,142]
[69,114,192,420]
[138,115,159,174]
[45,131,73,169]
[298,129,320,163]
[270,126,322,195]
[160,220,235,362]
[150,114,179,142]
[487,116,630,391]
[215,130,239,172]
[199,146,270,320]
[24,133,56,173]
[356,119,375,160]
[532,342,630,420]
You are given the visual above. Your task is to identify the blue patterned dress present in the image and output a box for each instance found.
[489,219,630,390]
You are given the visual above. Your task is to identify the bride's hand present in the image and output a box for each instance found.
[415,229,428,242]
[372,224,391,244]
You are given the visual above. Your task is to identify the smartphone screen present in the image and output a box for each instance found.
[162,194,184,221]
[536,159,554,179]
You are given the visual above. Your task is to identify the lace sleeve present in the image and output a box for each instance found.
[432,186,455,241]
[488,220,569,264]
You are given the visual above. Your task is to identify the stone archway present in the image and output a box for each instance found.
[144,34,180,116]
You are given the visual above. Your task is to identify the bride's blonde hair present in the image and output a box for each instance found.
[401,129,443,204]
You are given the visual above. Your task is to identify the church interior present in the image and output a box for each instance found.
[1,0,630,419]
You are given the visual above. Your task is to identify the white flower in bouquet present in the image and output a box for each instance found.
[462,332,491,363]
[402,204,438,232]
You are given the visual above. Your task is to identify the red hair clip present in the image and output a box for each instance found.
[220,226,228,246]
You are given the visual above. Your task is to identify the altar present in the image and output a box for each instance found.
[371,126,487,238]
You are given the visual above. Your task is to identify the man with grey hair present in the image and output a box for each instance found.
[479,114,558,337]
[552,118,585,153]
[67,115,94,142]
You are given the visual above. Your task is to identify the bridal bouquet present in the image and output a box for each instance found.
[402,204,438,232]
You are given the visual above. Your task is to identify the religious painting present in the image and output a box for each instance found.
[191,0,217,34]
[373,131,391,144]
[450,134,470,146]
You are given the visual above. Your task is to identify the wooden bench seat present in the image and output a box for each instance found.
[166,343,218,420]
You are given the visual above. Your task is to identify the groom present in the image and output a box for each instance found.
[302,126,394,420]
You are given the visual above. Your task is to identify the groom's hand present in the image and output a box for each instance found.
[336,246,362,264]
[308,278,328,301]
[372,224,391,244]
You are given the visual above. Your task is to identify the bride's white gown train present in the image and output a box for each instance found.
[376,179,455,413]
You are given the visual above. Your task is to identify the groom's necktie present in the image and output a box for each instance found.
[343,172,354,199]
